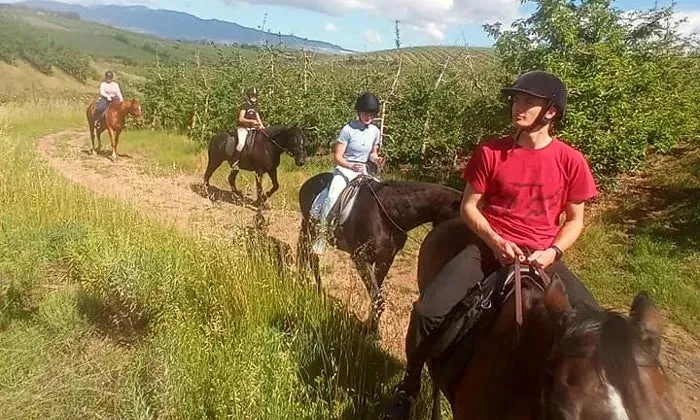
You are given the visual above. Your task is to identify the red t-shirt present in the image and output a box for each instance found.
[461,136,598,250]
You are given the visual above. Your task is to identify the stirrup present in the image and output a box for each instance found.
[383,386,415,420]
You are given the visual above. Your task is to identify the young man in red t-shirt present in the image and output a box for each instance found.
[383,70,600,419]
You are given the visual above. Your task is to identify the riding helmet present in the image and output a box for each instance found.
[246,87,259,98]
[105,70,114,80]
[501,70,567,120]
[355,91,381,114]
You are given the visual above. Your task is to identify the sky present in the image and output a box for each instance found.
[9,0,700,51]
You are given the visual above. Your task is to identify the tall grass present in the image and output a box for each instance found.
[0,102,431,418]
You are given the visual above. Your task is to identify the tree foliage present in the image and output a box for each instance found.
[485,0,700,182]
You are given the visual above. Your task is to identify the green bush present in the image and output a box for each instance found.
[485,0,700,182]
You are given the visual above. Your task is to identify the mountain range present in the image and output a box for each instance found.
[14,0,353,54]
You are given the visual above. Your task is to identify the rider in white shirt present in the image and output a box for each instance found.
[312,91,384,254]
[93,70,123,124]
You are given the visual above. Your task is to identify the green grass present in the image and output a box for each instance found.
[568,147,700,334]
[1,101,450,419]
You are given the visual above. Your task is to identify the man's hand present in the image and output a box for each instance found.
[490,237,525,265]
[526,248,558,268]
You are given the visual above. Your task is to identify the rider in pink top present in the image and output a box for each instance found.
[93,70,123,124]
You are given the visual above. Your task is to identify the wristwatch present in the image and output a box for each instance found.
[550,245,563,261]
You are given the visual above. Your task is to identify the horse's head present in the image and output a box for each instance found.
[128,99,144,121]
[542,287,680,420]
[279,125,307,167]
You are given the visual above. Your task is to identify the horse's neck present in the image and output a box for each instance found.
[384,184,458,230]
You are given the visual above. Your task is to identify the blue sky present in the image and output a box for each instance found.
[11,0,700,51]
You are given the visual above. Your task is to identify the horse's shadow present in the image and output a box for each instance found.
[80,148,133,160]
[189,183,264,210]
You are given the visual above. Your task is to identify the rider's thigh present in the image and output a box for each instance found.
[416,243,494,318]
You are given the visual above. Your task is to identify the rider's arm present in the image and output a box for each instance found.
[333,142,357,170]
[551,201,585,252]
[255,111,264,128]
[461,183,502,248]
[369,128,382,163]
[99,82,109,100]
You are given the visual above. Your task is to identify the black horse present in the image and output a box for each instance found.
[298,173,463,334]
[203,125,307,206]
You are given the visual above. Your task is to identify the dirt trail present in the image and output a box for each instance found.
[37,130,699,418]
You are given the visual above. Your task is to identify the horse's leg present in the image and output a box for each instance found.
[353,255,384,336]
[96,127,103,153]
[203,152,223,197]
[107,126,117,161]
[88,115,96,154]
[113,129,121,159]
[265,168,279,200]
[228,168,242,201]
[253,172,265,207]
[369,251,397,331]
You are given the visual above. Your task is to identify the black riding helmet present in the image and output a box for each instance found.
[355,91,380,114]
[501,70,567,121]
[246,87,259,98]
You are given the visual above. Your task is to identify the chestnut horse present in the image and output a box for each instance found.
[86,99,143,161]
[417,218,680,420]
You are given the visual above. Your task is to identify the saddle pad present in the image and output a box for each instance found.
[225,130,256,157]
[429,265,535,403]
[310,175,373,226]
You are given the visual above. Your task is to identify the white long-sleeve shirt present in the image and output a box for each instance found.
[100,81,124,102]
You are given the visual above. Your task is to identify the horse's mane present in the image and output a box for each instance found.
[265,125,297,138]
[561,308,656,419]
[381,179,461,195]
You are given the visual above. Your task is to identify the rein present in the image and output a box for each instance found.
[513,259,552,341]
[364,181,423,245]
[258,128,292,154]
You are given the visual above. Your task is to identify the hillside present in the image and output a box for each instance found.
[15,0,353,54]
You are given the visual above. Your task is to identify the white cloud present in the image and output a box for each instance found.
[675,11,700,37]
[363,30,382,44]
[324,22,339,32]
[227,0,521,42]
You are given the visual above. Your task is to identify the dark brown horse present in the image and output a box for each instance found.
[418,218,680,420]
[203,125,307,206]
[298,173,462,334]
[86,99,143,161]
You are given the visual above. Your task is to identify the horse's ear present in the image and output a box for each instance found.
[630,291,663,355]
[544,274,572,319]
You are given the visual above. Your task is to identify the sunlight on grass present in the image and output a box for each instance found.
[0,101,419,420]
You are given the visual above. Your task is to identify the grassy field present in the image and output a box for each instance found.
[0,100,452,419]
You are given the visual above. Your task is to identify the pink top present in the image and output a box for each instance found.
[100,81,123,102]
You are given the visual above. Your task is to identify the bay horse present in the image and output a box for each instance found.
[203,125,307,207]
[417,218,680,420]
[298,173,462,334]
[86,99,143,161]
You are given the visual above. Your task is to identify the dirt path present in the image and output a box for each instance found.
[37,130,699,418]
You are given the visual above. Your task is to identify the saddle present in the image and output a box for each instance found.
[225,129,257,158]
[430,262,552,403]
[310,174,376,226]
